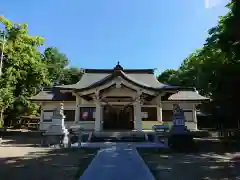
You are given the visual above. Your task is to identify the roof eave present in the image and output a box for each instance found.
[54,86,75,90]
[167,99,210,101]
[30,99,75,102]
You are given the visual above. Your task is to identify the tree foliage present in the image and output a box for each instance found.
[158,1,240,127]
[0,16,82,124]
[59,67,83,85]
[42,47,83,86]
[0,87,14,120]
[0,16,49,121]
[42,47,69,85]
[157,69,180,85]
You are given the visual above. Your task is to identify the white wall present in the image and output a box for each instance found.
[184,111,193,121]
[42,101,76,110]
[40,101,76,131]
[162,101,195,110]
[186,122,198,130]
[162,101,198,130]
[39,97,199,131]
[162,101,195,121]
[43,111,53,120]
[81,99,95,105]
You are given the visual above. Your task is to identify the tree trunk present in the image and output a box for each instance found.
[0,109,3,128]
[0,110,3,121]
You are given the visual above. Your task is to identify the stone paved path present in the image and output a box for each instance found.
[80,145,155,180]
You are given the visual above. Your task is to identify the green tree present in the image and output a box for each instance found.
[204,1,240,125]
[157,1,240,127]
[157,69,180,85]
[0,16,49,123]
[0,87,14,121]
[58,67,83,85]
[42,47,69,85]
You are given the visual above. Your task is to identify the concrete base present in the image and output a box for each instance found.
[42,123,69,147]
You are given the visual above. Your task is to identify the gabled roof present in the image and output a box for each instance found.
[30,88,76,101]
[30,64,208,101]
[168,91,209,101]
[57,68,179,91]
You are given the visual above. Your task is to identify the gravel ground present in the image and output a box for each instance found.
[139,139,240,180]
[0,138,97,180]
[1,136,240,180]
[140,151,240,180]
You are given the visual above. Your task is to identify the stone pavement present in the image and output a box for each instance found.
[80,141,166,148]
[80,145,155,180]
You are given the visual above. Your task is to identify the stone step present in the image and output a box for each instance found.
[89,136,147,142]
[89,131,147,142]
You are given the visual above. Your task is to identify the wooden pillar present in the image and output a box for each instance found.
[134,101,142,131]
[74,95,81,122]
[134,90,142,131]
[39,102,44,130]
[192,104,198,130]
[157,103,163,123]
[95,100,102,131]
[94,91,102,131]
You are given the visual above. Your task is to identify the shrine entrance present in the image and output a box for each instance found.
[103,105,134,130]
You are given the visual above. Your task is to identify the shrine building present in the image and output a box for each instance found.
[31,63,209,131]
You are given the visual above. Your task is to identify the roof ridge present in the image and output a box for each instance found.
[83,69,154,74]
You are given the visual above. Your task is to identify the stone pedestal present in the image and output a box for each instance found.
[169,104,194,151]
[42,103,69,147]
[170,104,186,135]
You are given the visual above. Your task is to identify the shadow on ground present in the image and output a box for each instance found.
[139,139,240,180]
[1,136,43,147]
[0,146,97,180]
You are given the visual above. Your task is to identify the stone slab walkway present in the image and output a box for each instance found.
[80,142,167,149]
[80,145,155,180]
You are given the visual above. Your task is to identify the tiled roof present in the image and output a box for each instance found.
[31,89,209,102]
[56,69,179,91]
[168,91,209,101]
[30,88,76,101]
[31,65,207,101]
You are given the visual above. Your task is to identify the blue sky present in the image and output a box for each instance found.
[1,0,229,74]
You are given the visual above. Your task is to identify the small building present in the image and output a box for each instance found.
[31,63,209,131]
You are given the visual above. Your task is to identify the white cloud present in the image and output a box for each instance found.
[204,0,224,9]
